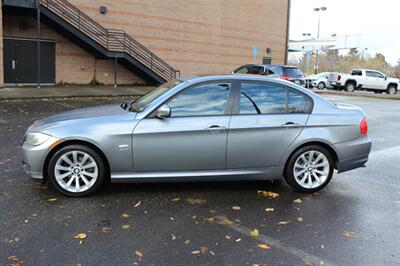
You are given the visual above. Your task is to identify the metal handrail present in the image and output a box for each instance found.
[39,0,179,81]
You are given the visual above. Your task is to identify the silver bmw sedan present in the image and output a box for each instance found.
[21,75,371,196]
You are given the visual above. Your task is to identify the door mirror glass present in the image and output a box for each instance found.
[155,104,171,118]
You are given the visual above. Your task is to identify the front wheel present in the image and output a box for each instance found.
[284,145,334,193]
[387,86,397,95]
[48,145,106,197]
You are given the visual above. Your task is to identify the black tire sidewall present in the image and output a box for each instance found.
[346,83,355,92]
[48,145,105,197]
[387,86,396,95]
[284,145,334,193]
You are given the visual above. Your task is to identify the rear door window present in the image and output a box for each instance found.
[288,91,311,113]
[239,83,287,114]
[283,67,303,78]
[235,66,251,74]
[249,66,264,74]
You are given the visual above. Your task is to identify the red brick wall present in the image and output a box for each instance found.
[3,14,145,85]
[0,5,3,87]
[2,0,289,85]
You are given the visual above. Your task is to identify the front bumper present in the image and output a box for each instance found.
[335,136,372,173]
[21,136,60,180]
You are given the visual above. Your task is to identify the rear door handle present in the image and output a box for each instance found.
[205,125,227,131]
[281,122,301,128]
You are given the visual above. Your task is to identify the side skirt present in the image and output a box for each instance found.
[110,167,284,183]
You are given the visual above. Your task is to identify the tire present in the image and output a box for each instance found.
[284,145,334,193]
[345,82,355,92]
[317,82,325,90]
[48,145,106,197]
[387,85,397,95]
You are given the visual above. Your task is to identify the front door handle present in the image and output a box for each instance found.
[205,125,227,131]
[281,122,301,128]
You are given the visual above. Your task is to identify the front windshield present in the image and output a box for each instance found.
[130,79,182,112]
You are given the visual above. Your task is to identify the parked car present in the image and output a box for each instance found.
[328,69,398,94]
[22,75,371,196]
[305,72,330,89]
[233,64,306,87]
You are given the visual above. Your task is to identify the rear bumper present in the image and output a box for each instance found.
[335,136,372,173]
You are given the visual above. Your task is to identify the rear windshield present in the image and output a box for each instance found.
[283,67,303,78]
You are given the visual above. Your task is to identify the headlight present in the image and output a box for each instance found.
[24,132,52,146]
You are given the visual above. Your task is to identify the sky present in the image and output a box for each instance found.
[289,0,400,65]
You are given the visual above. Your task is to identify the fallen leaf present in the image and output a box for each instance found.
[232,206,241,210]
[200,246,209,254]
[235,238,241,242]
[171,198,181,202]
[278,220,291,225]
[209,250,216,256]
[74,233,87,240]
[257,190,279,198]
[218,215,233,225]
[121,213,130,218]
[257,243,271,250]
[342,231,356,238]
[101,227,112,233]
[297,217,304,222]
[171,234,176,240]
[187,198,206,205]
[205,216,215,223]
[122,224,130,229]
[191,250,200,255]
[225,235,232,240]
[7,255,23,266]
[293,198,303,204]
[135,250,143,257]
[133,201,141,208]
[47,198,57,202]
[265,208,274,212]
[185,239,191,245]
[250,229,260,237]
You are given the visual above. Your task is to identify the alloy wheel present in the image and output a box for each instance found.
[293,150,330,189]
[54,150,98,193]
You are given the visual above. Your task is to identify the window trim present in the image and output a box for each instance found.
[146,80,236,119]
[232,80,313,116]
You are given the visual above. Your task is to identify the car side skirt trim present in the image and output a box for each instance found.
[110,167,284,183]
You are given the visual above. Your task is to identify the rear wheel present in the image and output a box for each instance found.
[48,145,106,197]
[284,145,334,193]
[317,82,325,90]
[387,85,397,95]
[345,82,355,92]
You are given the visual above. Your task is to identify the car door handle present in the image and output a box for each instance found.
[12,59,16,70]
[281,122,301,128]
[205,125,227,131]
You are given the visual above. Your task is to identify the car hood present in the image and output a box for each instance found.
[28,104,134,131]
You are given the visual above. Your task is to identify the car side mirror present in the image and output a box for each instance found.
[385,76,387,80]
[155,104,171,119]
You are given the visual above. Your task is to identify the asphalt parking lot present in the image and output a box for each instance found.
[0,95,399,266]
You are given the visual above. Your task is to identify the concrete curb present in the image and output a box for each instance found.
[311,89,400,100]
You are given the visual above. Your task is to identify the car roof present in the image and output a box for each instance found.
[237,64,299,68]
[181,74,301,88]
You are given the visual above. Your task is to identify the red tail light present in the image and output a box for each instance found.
[337,75,341,81]
[360,117,368,135]
[280,76,291,81]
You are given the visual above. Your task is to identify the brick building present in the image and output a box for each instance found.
[0,0,290,87]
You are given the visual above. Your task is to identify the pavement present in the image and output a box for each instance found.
[0,86,153,100]
[0,85,399,101]
[0,95,399,265]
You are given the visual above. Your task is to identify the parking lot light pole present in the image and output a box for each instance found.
[314,6,327,74]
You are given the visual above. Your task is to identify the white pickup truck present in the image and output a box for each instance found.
[328,69,399,94]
